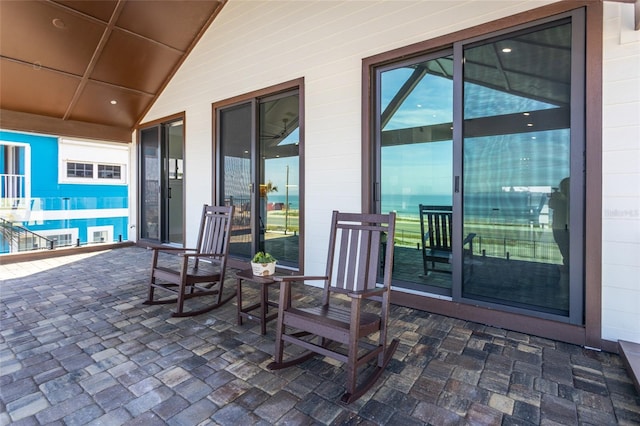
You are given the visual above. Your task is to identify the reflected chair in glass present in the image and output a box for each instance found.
[419,204,476,274]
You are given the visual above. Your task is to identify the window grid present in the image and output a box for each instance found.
[98,164,121,180]
[67,162,93,178]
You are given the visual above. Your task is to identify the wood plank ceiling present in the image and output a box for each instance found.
[0,0,225,143]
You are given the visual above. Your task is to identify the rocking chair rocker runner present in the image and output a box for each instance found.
[144,204,234,317]
[268,211,399,403]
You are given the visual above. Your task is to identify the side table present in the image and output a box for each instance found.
[236,268,283,335]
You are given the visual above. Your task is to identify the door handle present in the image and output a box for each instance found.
[455,176,460,193]
[168,187,172,199]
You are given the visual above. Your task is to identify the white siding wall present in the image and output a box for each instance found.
[141,1,639,344]
[601,3,640,344]
[143,0,542,268]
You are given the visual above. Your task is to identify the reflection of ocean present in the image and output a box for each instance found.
[267,195,299,210]
[269,192,545,224]
[267,194,452,217]
[382,194,452,217]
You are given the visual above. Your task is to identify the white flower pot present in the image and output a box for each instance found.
[251,262,276,276]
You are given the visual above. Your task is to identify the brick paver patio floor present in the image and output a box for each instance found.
[1,246,639,425]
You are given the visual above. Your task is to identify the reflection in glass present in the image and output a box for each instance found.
[379,54,454,294]
[220,103,253,258]
[260,93,300,268]
[140,127,160,240]
[462,23,572,315]
[167,121,184,245]
[220,91,300,268]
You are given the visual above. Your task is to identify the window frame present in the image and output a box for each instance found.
[362,1,603,348]
[58,138,129,185]
[62,161,126,184]
[66,162,94,179]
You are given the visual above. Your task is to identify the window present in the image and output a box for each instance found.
[62,161,125,183]
[98,164,121,180]
[67,162,93,178]
[88,225,113,244]
[369,10,585,324]
[92,231,107,242]
[58,138,128,185]
[37,228,78,247]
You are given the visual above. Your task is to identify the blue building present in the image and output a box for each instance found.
[0,130,129,253]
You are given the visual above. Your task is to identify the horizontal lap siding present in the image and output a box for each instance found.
[601,2,640,343]
[143,0,546,270]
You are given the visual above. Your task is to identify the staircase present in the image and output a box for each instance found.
[0,217,53,254]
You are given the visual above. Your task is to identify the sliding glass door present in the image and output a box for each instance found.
[373,12,584,323]
[460,20,583,320]
[219,102,253,258]
[377,53,454,295]
[139,119,184,245]
[218,90,300,268]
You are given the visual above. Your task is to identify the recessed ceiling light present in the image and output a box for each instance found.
[502,48,512,53]
[52,18,66,29]
[527,123,533,127]
[110,100,117,105]
[523,112,530,116]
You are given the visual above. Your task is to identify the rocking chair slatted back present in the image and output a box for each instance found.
[328,213,387,299]
[198,207,231,262]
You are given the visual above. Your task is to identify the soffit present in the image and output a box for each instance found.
[0,0,224,142]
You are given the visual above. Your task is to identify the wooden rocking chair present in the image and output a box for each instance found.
[268,211,399,403]
[143,204,234,317]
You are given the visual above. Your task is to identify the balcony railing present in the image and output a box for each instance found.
[0,217,53,252]
[0,196,129,254]
[1,173,27,208]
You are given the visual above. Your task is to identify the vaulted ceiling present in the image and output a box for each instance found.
[0,0,225,143]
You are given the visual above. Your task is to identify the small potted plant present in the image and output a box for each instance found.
[251,251,277,276]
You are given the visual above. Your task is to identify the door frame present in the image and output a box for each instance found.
[212,78,305,271]
[137,112,186,246]
[361,1,604,349]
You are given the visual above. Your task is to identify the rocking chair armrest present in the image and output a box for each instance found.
[272,275,328,283]
[347,286,388,299]
[147,246,198,254]
[180,253,223,259]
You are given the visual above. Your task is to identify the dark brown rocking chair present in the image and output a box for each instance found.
[268,211,399,403]
[143,204,234,317]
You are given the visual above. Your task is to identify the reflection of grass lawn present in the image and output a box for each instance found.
[266,211,560,263]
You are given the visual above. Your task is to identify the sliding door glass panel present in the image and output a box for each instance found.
[220,103,253,258]
[378,54,454,294]
[140,127,161,240]
[259,92,300,267]
[462,22,573,316]
[167,121,184,245]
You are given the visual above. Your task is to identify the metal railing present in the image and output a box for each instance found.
[391,226,562,264]
[0,217,53,253]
